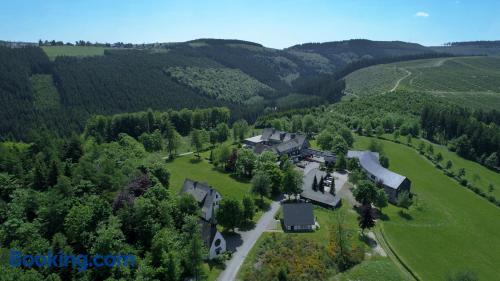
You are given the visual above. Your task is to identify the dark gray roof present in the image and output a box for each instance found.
[199,219,217,247]
[300,167,341,207]
[282,203,315,227]
[180,179,221,221]
[275,135,307,153]
[347,150,406,189]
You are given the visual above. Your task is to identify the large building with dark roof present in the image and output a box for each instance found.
[244,128,310,158]
[180,179,226,259]
[347,150,411,203]
[282,203,316,231]
[300,166,341,208]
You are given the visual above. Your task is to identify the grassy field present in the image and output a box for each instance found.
[354,135,500,280]
[42,46,106,59]
[165,154,252,202]
[344,56,500,110]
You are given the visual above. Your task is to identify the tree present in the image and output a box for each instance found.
[251,171,271,202]
[47,160,60,187]
[418,142,425,153]
[484,152,498,169]
[316,130,334,150]
[214,144,231,170]
[331,134,348,155]
[393,130,400,142]
[215,123,230,143]
[445,160,453,170]
[139,129,164,152]
[330,177,336,196]
[190,129,208,157]
[291,115,303,133]
[282,167,303,198]
[312,175,318,191]
[374,189,388,211]
[457,168,466,178]
[435,152,443,163]
[358,204,375,234]
[236,148,257,177]
[379,155,389,168]
[406,134,413,145]
[335,154,347,170]
[375,125,384,137]
[33,159,47,190]
[303,115,316,135]
[232,119,249,142]
[396,190,413,211]
[186,227,205,281]
[319,176,325,193]
[166,126,182,158]
[242,196,255,222]
[353,181,378,206]
[217,199,243,232]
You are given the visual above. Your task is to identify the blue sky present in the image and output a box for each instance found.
[0,0,499,49]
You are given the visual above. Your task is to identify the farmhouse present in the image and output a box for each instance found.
[245,128,335,165]
[347,150,411,203]
[180,179,226,259]
[300,164,341,208]
[282,203,316,232]
[244,128,309,158]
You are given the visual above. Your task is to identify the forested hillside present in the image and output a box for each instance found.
[1,38,498,141]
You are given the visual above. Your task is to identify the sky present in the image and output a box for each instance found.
[0,0,499,49]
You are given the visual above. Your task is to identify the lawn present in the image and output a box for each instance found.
[42,46,106,59]
[165,154,252,202]
[334,257,409,281]
[354,135,500,280]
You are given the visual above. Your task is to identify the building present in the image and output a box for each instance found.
[300,166,341,208]
[282,203,316,232]
[244,128,311,159]
[180,179,226,259]
[347,151,411,203]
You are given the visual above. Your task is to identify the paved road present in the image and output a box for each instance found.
[217,200,281,281]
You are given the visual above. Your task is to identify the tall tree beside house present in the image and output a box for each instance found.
[352,181,378,206]
[236,148,257,177]
[312,175,318,192]
[232,119,249,142]
[217,199,243,232]
[374,189,388,211]
[330,178,336,196]
[165,124,182,158]
[336,154,347,170]
[396,190,413,212]
[282,166,303,198]
[251,171,271,202]
[319,176,325,193]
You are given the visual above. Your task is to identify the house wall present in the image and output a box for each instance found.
[286,224,314,231]
[208,231,226,259]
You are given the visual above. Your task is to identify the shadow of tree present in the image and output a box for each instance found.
[398,210,413,220]
[223,232,244,252]
[239,220,256,231]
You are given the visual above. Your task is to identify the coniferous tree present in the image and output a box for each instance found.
[312,175,318,191]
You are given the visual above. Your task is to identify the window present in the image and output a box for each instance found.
[214,239,221,247]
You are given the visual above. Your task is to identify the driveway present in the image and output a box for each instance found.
[217,200,281,281]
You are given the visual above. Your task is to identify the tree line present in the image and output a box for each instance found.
[421,105,500,170]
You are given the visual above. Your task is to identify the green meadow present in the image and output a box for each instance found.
[42,45,106,59]
[354,136,500,280]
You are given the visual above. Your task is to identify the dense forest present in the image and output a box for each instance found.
[0,39,469,141]
[421,106,500,169]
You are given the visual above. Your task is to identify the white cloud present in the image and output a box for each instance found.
[415,11,430,18]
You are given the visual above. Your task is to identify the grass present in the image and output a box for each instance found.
[353,135,500,281]
[345,56,500,110]
[165,154,252,202]
[30,74,60,110]
[42,46,106,59]
[334,257,409,281]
